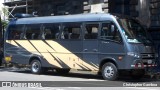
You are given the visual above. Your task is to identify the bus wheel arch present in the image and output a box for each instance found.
[29,57,43,74]
[99,59,118,72]
[99,59,119,80]
[29,57,42,65]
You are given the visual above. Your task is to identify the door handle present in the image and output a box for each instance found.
[102,41,109,44]
[83,49,88,52]
[93,49,98,52]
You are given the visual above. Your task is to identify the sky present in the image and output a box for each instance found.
[0,0,4,6]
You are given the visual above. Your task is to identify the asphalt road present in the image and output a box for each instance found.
[0,67,160,90]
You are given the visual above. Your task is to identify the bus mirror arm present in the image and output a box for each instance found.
[111,25,115,32]
[83,49,88,52]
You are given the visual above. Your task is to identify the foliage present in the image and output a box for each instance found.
[1,6,9,29]
[2,7,8,17]
[1,20,8,29]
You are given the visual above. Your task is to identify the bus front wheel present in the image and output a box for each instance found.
[30,60,43,74]
[101,62,118,81]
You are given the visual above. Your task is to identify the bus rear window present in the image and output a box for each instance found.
[8,25,24,40]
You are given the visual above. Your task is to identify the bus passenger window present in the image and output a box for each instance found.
[61,23,81,40]
[70,28,80,39]
[84,24,99,39]
[43,24,60,40]
[44,29,52,39]
[25,24,41,40]
[8,25,24,40]
[101,23,121,42]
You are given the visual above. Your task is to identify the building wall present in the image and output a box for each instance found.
[3,0,33,17]
[149,0,160,57]
[32,0,108,16]
[83,0,108,13]
[33,0,86,16]
[137,0,150,27]
[150,0,160,28]
[3,0,160,30]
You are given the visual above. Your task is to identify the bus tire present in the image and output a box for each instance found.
[56,69,70,74]
[101,62,118,81]
[30,60,43,74]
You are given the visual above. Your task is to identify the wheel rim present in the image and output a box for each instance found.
[104,66,114,78]
[32,62,40,73]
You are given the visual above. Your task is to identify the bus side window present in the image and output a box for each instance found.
[25,24,41,40]
[43,23,60,40]
[61,23,81,40]
[101,23,122,42]
[8,25,24,40]
[84,23,99,39]
[44,29,52,39]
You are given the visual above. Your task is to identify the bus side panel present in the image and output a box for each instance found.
[4,39,99,71]
[99,40,126,69]
[5,40,31,64]
[43,40,99,71]
[4,40,59,68]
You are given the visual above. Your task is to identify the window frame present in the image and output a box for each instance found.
[7,24,25,40]
[42,23,61,40]
[24,24,42,40]
[83,22,100,40]
[100,21,123,43]
[60,22,83,40]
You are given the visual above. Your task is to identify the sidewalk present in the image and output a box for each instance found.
[0,66,4,68]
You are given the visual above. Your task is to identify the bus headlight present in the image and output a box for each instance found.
[127,52,140,58]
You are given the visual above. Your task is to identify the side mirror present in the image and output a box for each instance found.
[111,25,115,32]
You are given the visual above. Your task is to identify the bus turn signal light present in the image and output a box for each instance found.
[5,57,12,63]
[118,56,123,61]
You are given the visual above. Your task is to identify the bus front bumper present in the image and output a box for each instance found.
[131,64,157,68]
[131,59,157,69]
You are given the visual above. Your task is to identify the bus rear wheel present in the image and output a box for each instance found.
[30,60,43,74]
[101,62,118,81]
[56,69,70,74]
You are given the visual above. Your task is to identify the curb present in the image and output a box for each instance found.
[0,66,4,69]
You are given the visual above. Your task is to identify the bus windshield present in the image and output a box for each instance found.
[118,18,151,44]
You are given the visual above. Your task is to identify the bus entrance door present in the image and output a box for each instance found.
[83,40,99,71]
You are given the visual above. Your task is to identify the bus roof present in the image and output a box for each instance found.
[11,13,116,25]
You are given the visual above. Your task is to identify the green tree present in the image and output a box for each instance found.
[1,20,8,28]
[2,7,8,17]
[1,6,9,29]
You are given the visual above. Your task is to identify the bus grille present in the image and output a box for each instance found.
[140,53,155,59]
